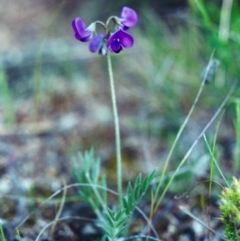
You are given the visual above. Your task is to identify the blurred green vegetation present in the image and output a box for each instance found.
[138,0,240,124]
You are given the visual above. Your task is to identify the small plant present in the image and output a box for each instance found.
[220,177,240,241]
[72,6,138,200]
[69,4,239,240]
[71,149,108,217]
[71,7,157,241]
[71,148,156,241]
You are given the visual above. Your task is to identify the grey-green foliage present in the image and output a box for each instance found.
[98,170,156,240]
[122,170,156,216]
[98,208,129,240]
[71,149,107,214]
[72,149,156,240]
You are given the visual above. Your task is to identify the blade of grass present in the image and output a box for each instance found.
[218,0,233,43]
[179,206,226,240]
[154,80,236,212]
[208,111,224,196]
[50,179,67,238]
[203,134,230,188]
[0,223,6,241]
[193,0,212,29]
[152,50,216,212]
[233,98,240,171]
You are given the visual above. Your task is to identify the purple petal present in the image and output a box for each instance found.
[72,17,92,42]
[119,31,134,48]
[120,6,138,28]
[110,41,122,53]
[89,34,105,53]
[107,30,134,53]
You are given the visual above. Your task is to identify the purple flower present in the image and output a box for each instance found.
[89,33,106,54]
[107,29,134,53]
[72,17,93,42]
[72,6,137,55]
[120,6,138,30]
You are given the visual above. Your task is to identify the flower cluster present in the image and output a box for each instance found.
[72,7,138,55]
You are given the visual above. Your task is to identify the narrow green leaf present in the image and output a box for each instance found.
[100,176,107,204]
[141,178,148,194]
[116,216,128,228]
[134,173,142,191]
[115,209,123,220]
[97,224,111,237]
[104,211,114,226]
[92,158,100,184]
[117,225,128,236]
[142,170,156,194]
[194,0,212,29]
[134,183,141,202]
[133,173,142,201]
[0,223,6,241]
[115,227,126,236]
[122,197,130,215]
[106,208,114,220]
[148,169,156,184]
[127,182,134,211]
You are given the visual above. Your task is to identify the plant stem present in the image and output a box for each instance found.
[151,51,217,213]
[233,98,240,171]
[218,0,233,43]
[154,80,236,211]
[107,53,122,202]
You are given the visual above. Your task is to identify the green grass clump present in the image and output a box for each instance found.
[220,177,240,241]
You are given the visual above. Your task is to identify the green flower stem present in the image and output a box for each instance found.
[218,0,233,43]
[107,53,122,202]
